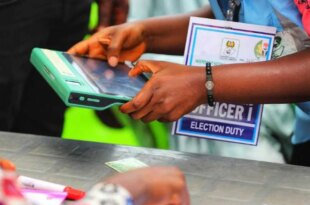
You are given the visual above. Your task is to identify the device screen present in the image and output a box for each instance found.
[62,53,147,98]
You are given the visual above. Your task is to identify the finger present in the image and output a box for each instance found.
[128,61,153,77]
[100,38,146,64]
[130,90,168,121]
[118,42,146,62]
[120,90,152,114]
[128,60,161,77]
[88,43,107,59]
[129,104,153,120]
[120,81,154,113]
[98,38,115,63]
[99,37,111,46]
[108,56,119,67]
[68,40,89,55]
[68,30,107,55]
[141,110,163,123]
[105,32,128,67]
[129,94,161,120]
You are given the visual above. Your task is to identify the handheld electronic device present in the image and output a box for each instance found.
[30,48,147,110]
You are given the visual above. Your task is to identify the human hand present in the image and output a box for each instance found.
[104,166,190,205]
[120,60,206,122]
[68,22,146,67]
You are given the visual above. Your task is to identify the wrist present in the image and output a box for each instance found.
[140,22,153,53]
[188,67,209,105]
[104,176,148,205]
[80,183,133,205]
[139,18,164,54]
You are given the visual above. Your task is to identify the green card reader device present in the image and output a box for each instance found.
[30,48,147,110]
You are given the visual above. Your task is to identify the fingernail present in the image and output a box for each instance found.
[109,56,118,67]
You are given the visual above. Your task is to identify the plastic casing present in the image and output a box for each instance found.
[30,48,138,110]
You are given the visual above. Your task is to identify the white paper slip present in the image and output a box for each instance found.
[105,158,148,173]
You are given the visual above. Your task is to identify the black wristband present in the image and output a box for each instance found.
[205,62,215,106]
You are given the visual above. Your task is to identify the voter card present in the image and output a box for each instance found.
[105,158,148,173]
[172,17,277,145]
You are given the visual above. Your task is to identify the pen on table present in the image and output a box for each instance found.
[17,175,85,200]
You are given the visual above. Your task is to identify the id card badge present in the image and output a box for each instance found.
[172,17,276,145]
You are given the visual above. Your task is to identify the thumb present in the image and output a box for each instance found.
[128,60,162,77]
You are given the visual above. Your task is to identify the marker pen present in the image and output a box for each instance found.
[18,176,85,200]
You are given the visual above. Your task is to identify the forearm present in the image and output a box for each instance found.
[212,49,310,104]
[140,5,213,55]
[104,174,147,205]
[102,166,187,205]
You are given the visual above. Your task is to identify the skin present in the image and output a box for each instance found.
[105,166,190,205]
[68,5,213,64]
[120,49,310,122]
[68,5,310,123]
[121,61,206,122]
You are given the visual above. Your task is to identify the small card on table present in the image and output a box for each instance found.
[105,158,148,173]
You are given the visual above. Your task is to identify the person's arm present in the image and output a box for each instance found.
[120,48,310,122]
[141,5,214,55]
[68,5,213,66]
[213,48,310,104]
[79,167,190,205]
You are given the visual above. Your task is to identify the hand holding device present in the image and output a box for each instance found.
[68,23,147,67]
[120,60,206,123]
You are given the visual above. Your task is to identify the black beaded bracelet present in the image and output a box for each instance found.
[205,62,215,106]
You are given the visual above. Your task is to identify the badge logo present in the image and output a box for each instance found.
[254,40,269,59]
[220,38,239,60]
